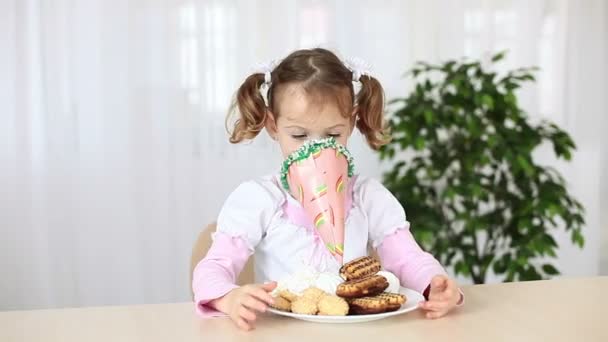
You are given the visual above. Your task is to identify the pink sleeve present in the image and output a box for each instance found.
[191,232,253,317]
[376,227,447,294]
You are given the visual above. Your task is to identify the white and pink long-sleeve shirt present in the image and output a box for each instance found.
[192,175,449,317]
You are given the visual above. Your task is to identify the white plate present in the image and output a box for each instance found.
[267,286,423,323]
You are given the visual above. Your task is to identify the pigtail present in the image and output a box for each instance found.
[356,76,390,150]
[226,73,267,143]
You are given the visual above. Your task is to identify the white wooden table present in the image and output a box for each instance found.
[1,277,607,342]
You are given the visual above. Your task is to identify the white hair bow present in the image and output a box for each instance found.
[252,60,279,107]
[343,56,372,82]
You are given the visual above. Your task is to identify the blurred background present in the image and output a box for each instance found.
[1,0,606,310]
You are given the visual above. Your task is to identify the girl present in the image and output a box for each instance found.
[192,48,463,330]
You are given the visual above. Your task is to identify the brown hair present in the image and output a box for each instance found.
[226,48,390,150]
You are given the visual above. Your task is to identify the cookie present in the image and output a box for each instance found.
[291,297,318,315]
[270,296,292,312]
[317,295,349,316]
[339,256,382,281]
[302,287,326,303]
[336,274,389,298]
[376,292,406,311]
[347,296,391,315]
[279,290,298,302]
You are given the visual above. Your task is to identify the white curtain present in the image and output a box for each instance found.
[1,0,606,310]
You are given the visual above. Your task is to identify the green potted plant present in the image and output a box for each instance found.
[380,52,585,284]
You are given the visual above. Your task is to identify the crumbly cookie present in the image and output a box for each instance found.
[336,274,389,298]
[302,287,326,303]
[278,290,298,302]
[291,297,318,315]
[270,296,292,312]
[339,256,381,281]
[317,295,349,316]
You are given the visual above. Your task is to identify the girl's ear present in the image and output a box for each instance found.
[265,110,278,140]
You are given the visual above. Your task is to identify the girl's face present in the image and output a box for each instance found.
[266,83,355,158]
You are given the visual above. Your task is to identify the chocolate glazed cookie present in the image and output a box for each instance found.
[339,256,382,281]
[336,274,389,298]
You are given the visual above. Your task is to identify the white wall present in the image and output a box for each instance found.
[601,2,608,276]
[549,0,605,279]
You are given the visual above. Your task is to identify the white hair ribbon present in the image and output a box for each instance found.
[343,56,372,82]
[252,60,279,107]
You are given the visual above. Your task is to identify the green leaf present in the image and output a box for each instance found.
[423,110,434,125]
[443,187,457,200]
[454,260,470,276]
[414,136,426,150]
[571,229,585,248]
[542,264,560,276]
[516,155,534,176]
[418,230,434,245]
[482,254,494,268]
[516,255,528,266]
[492,51,507,62]
[517,218,532,232]
[542,234,558,248]
[493,259,507,274]
[522,266,542,281]
[481,95,495,110]
[505,92,517,105]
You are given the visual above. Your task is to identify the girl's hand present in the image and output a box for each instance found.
[210,281,277,331]
[418,275,462,319]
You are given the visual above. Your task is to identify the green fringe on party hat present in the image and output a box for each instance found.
[280,137,354,191]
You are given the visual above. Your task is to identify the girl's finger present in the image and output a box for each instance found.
[428,289,448,301]
[430,288,458,303]
[429,294,446,302]
[418,300,450,312]
[431,275,448,292]
[445,278,457,291]
[448,289,460,304]
[426,310,447,319]
[236,318,252,331]
[242,295,268,313]
[246,286,275,305]
[261,281,278,292]
[444,279,462,302]
[239,306,258,322]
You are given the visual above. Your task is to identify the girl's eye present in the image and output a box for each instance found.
[291,134,307,140]
[327,133,341,138]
